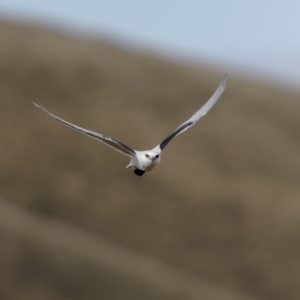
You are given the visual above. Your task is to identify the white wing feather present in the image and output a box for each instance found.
[158,75,227,150]
[32,102,136,157]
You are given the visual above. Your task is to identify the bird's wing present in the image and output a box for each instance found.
[158,75,227,150]
[32,102,136,157]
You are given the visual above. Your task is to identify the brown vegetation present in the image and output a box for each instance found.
[0,20,300,299]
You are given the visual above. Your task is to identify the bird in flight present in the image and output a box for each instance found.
[33,75,227,176]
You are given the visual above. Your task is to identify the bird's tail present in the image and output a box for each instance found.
[126,163,134,169]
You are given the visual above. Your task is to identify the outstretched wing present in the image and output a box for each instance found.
[158,75,227,150]
[32,102,136,157]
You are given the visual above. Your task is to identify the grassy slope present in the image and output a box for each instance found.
[0,198,258,300]
[0,21,300,299]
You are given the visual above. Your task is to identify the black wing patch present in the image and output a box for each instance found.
[103,136,136,155]
[49,113,135,155]
[159,121,193,150]
[32,102,136,156]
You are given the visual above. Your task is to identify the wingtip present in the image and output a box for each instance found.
[32,102,47,112]
[221,74,228,87]
[32,101,42,108]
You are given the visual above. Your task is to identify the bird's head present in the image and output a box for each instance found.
[145,153,160,162]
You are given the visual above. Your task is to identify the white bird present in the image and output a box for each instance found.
[33,75,227,176]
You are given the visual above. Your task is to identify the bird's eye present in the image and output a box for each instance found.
[145,154,150,158]
[155,155,159,158]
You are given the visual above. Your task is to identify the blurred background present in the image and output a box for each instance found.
[0,1,300,299]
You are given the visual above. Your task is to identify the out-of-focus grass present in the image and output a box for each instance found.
[0,198,258,300]
[0,20,300,300]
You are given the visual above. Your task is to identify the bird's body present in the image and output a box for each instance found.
[127,150,161,175]
[33,75,227,176]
